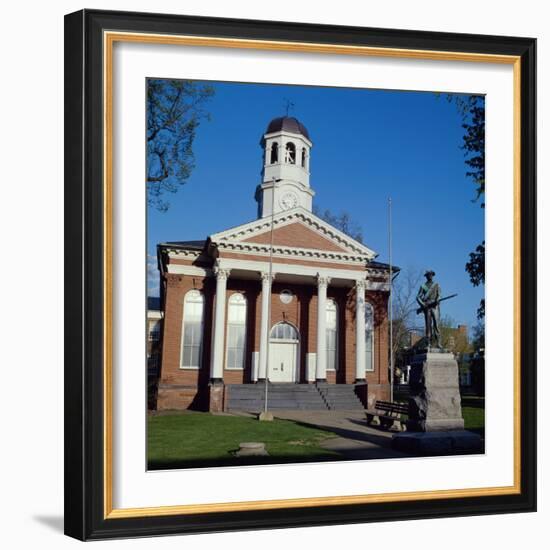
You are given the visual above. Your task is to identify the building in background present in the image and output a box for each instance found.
[147,297,163,376]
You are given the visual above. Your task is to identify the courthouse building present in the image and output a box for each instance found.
[156,116,393,412]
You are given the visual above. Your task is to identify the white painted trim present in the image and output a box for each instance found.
[147,310,163,320]
[217,257,368,282]
[217,240,369,264]
[366,281,391,291]
[251,351,259,382]
[306,353,316,383]
[366,268,390,279]
[325,298,339,372]
[166,249,201,259]
[365,301,375,373]
[166,257,389,289]
[166,264,211,276]
[259,179,315,197]
[263,130,313,149]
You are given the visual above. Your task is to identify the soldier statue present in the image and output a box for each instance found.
[416,270,442,349]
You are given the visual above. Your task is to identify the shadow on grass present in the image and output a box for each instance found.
[148,451,343,470]
[289,418,394,448]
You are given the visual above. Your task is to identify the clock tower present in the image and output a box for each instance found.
[255,116,315,218]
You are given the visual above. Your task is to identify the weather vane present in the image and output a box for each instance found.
[284,98,295,116]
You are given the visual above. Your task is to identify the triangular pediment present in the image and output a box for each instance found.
[243,221,348,252]
[209,208,376,259]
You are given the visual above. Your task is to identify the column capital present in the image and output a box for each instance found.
[355,279,367,291]
[214,266,231,281]
[317,274,331,288]
[260,271,276,283]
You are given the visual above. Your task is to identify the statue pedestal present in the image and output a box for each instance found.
[392,351,482,455]
[407,351,464,432]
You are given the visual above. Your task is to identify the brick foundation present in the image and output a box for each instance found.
[156,385,206,411]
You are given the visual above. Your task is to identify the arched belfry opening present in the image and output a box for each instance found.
[284,142,296,164]
[270,142,279,164]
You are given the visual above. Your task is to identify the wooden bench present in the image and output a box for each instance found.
[365,400,409,432]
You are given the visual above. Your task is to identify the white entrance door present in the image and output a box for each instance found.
[268,341,298,382]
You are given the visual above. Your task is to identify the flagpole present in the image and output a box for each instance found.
[388,197,394,402]
[264,177,277,414]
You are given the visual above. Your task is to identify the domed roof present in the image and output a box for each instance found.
[265,116,310,140]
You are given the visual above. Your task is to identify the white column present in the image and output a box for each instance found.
[258,271,274,381]
[316,274,330,381]
[355,279,367,381]
[210,267,230,381]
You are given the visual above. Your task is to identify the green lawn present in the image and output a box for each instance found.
[147,412,341,470]
[461,396,485,438]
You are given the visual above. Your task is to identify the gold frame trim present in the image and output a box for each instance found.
[103,31,522,519]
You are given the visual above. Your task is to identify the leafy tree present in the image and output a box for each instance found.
[147,79,214,211]
[470,319,485,395]
[466,241,485,318]
[448,94,485,318]
[471,319,485,353]
[313,207,363,242]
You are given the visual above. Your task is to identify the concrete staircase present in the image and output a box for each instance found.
[226,383,365,412]
[316,384,365,411]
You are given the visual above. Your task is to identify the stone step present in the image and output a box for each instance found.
[226,383,364,412]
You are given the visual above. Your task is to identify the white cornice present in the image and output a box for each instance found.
[216,240,369,265]
[166,249,201,259]
[217,257,368,282]
[366,281,390,291]
[167,265,211,276]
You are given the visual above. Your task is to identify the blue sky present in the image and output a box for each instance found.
[147,81,484,331]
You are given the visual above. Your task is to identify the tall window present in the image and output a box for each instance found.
[365,302,374,371]
[180,290,204,369]
[326,299,338,370]
[226,293,247,369]
[270,142,279,164]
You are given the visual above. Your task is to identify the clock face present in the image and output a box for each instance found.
[279,192,298,210]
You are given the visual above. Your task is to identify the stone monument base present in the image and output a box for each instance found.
[392,430,483,455]
[407,351,465,432]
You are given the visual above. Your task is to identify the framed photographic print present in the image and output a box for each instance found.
[64,9,536,541]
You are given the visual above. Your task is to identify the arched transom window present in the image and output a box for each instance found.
[270,322,299,341]
[365,302,374,372]
[180,290,204,369]
[226,293,247,370]
[326,299,338,370]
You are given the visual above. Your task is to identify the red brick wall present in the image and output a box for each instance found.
[243,222,348,252]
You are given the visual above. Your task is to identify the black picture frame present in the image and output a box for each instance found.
[64,9,537,541]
